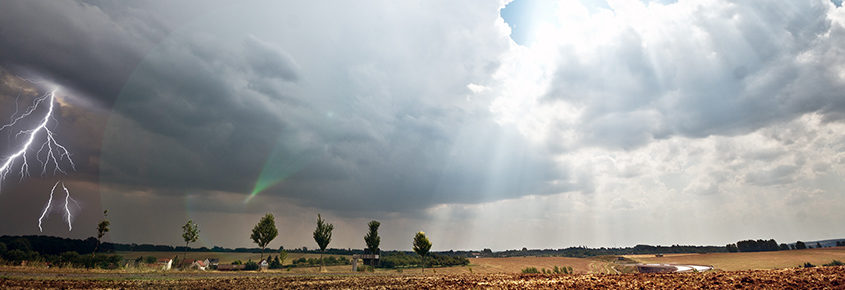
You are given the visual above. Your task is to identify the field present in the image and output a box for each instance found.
[2,249,844,288]
[1,266,843,288]
[119,247,845,274]
[626,246,845,271]
[466,256,618,274]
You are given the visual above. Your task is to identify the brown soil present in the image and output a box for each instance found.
[1,265,843,289]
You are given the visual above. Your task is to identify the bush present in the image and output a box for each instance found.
[269,255,283,269]
[803,262,815,268]
[4,249,35,263]
[244,260,259,270]
[232,260,242,265]
[824,260,844,266]
[144,256,157,264]
[378,252,468,269]
[290,256,349,267]
[522,267,540,274]
[552,265,573,274]
[0,247,123,269]
[59,251,80,266]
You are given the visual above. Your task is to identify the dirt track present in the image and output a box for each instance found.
[1,266,844,289]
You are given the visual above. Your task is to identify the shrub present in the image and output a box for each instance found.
[232,260,242,265]
[59,251,80,266]
[803,262,815,268]
[4,249,34,263]
[522,267,540,274]
[244,260,259,270]
[269,255,283,269]
[824,260,844,266]
[144,256,157,264]
[378,252,468,269]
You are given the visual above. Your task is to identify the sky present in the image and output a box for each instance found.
[0,0,844,251]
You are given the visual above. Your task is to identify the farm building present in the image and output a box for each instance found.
[189,259,210,271]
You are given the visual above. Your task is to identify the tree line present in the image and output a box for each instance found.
[725,239,840,252]
[490,244,728,258]
[182,212,454,271]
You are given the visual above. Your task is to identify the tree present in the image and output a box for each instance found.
[182,220,199,266]
[250,213,278,261]
[816,242,823,248]
[364,220,381,267]
[413,231,432,273]
[93,210,110,258]
[795,241,807,249]
[313,214,334,271]
[279,249,288,266]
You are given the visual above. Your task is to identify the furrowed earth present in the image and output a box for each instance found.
[0,267,843,289]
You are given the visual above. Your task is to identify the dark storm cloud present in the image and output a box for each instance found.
[0,1,155,105]
[0,1,225,106]
[79,1,578,214]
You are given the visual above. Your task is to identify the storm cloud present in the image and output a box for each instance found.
[1,0,844,250]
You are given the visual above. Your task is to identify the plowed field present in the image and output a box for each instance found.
[1,266,843,289]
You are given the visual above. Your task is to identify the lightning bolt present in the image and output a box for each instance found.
[62,183,73,231]
[1,89,77,231]
[38,181,59,232]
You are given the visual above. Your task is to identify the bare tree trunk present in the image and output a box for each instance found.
[184,242,189,268]
[320,251,325,272]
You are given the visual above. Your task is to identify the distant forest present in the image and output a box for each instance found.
[2,235,841,259]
